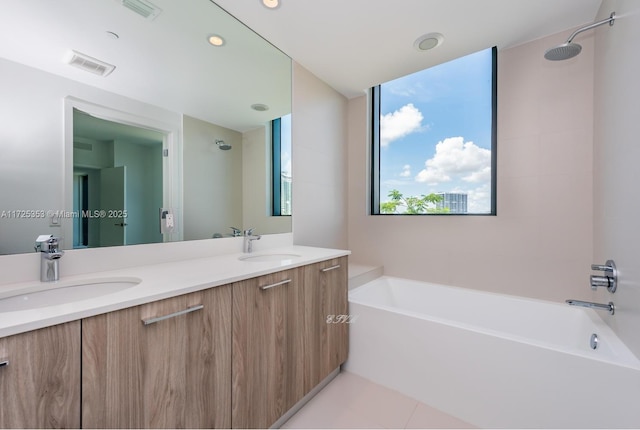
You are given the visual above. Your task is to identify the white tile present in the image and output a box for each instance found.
[538,130,593,177]
[282,371,478,429]
[405,402,476,429]
[497,175,541,218]
[497,135,540,178]
[281,403,378,429]
[302,372,372,412]
[346,379,419,429]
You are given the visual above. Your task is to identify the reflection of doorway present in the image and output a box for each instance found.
[72,109,164,248]
[73,173,89,247]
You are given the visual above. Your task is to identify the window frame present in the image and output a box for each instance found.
[271,116,292,217]
[371,46,498,216]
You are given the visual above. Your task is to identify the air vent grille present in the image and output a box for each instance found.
[121,0,162,20]
[66,51,116,77]
[73,141,93,151]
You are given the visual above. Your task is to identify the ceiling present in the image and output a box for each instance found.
[214,0,603,98]
[0,0,291,132]
[74,110,163,147]
[0,0,603,129]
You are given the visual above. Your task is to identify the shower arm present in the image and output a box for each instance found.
[566,13,615,43]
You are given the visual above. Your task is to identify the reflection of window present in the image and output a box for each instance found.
[371,47,497,215]
[272,114,292,216]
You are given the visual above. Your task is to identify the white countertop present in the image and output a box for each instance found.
[0,246,350,338]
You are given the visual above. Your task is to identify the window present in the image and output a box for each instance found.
[272,113,292,216]
[371,47,497,215]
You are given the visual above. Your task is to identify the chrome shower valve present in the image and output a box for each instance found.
[590,260,617,293]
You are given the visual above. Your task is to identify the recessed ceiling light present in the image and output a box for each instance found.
[251,103,269,112]
[414,32,444,51]
[208,34,225,47]
[262,0,279,9]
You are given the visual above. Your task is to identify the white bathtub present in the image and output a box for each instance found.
[344,276,640,428]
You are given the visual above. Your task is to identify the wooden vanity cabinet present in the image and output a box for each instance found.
[304,256,349,388]
[0,321,81,429]
[81,285,232,429]
[232,256,349,428]
[0,255,347,429]
[231,267,305,429]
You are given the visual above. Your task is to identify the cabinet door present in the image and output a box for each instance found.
[82,286,232,429]
[304,256,349,387]
[0,321,81,428]
[231,268,304,429]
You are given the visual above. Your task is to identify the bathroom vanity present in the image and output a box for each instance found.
[0,247,348,428]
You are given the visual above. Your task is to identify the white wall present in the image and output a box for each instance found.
[182,115,243,240]
[593,0,640,358]
[347,30,595,302]
[242,126,292,235]
[0,58,181,255]
[0,58,311,281]
[291,63,349,250]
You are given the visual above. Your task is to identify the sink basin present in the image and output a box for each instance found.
[0,277,141,312]
[239,253,302,263]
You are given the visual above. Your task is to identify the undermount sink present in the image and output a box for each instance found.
[238,253,302,263]
[0,277,141,312]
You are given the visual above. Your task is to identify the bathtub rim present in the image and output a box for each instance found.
[348,275,640,371]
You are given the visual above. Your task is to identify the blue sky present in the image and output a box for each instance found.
[379,48,493,213]
[281,113,292,175]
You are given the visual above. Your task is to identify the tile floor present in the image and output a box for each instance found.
[281,371,476,429]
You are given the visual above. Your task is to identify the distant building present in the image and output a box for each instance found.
[436,192,467,214]
[281,173,292,215]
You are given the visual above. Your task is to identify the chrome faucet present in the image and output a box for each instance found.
[590,260,617,293]
[566,299,615,315]
[243,228,261,253]
[35,236,64,282]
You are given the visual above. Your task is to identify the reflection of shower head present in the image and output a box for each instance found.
[215,139,232,150]
[544,12,615,61]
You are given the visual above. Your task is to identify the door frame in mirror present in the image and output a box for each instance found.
[63,96,183,249]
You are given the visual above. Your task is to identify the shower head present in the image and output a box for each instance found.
[215,139,232,150]
[544,12,615,61]
[544,42,582,61]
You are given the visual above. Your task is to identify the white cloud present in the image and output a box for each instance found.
[282,151,291,175]
[399,164,411,177]
[463,166,491,183]
[380,103,423,147]
[387,82,421,98]
[415,137,491,186]
[453,183,492,213]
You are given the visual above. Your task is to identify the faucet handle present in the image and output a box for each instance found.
[34,234,53,252]
[46,236,61,250]
[229,227,241,237]
[244,228,255,236]
[590,260,617,293]
[591,262,614,272]
[590,275,610,291]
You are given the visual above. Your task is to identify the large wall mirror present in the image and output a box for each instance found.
[0,0,292,255]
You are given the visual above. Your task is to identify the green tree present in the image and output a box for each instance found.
[380,189,449,214]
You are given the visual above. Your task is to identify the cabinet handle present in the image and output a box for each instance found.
[0,359,8,368]
[259,279,291,291]
[320,264,341,273]
[142,304,204,326]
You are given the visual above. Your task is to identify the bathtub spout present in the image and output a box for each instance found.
[566,299,615,315]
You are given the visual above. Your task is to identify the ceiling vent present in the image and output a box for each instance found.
[66,50,116,77]
[121,0,162,20]
[73,141,93,151]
